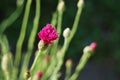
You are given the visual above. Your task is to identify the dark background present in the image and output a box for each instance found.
[0,0,120,80]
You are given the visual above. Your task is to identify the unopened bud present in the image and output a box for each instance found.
[57,1,65,12]
[24,70,30,79]
[1,53,13,72]
[37,71,43,77]
[66,59,72,67]
[63,28,71,38]
[83,46,92,54]
[77,0,84,8]
[89,42,97,51]
[33,71,43,80]
[83,42,97,54]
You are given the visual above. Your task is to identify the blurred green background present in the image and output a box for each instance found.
[0,0,120,79]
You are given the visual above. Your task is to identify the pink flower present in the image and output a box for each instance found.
[38,24,58,44]
[37,71,43,78]
[90,42,97,51]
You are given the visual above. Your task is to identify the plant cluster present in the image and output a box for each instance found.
[0,0,96,80]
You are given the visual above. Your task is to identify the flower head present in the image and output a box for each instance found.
[90,42,97,51]
[37,71,43,78]
[38,24,58,44]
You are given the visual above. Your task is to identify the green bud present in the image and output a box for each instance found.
[66,59,72,68]
[83,42,97,55]
[63,28,71,38]
[1,53,13,72]
[77,0,84,8]
[57,1,65,12]
[83,46,93,54]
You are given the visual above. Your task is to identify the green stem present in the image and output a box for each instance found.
[49,3,64,77]
[14,0,32,67]
[57,11,63,35]
[0,1,24,35]
[30,50,42,73]
[51,12,57,26]
[69,52,91,80]
[42,57,56,80]
[0,35,10,54]
[68,1,84,43]
[27,0,40,52]
[50,1,64,56]
[12,67,18,80]
[19,0,40,79]
[50,38,68,80]
[26,0,40,66]
[50,1,84,79]
[5,72,10,80]
[65,66,72,80]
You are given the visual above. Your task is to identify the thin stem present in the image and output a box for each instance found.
[42,57,56,80]
[50,38,68,80]
[28,0,40,52]
[49,3,64,78]
[51,12,57,26]
[50,1,64,56]
[19,0,40,78]
[69,53,91,80]
[65,66,72,80]
[5,72,10,80]
[57,11,62,35]
[50,0,84,79]
[0,35,10,54]
[25,0,40,66]
[14,0,32,67]
[0,0,24,35]
[30,50,41,73]
[68,1,84,43]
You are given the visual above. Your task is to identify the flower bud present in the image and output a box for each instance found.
[66,59,72,68]
[24,70,30,79]
[1,53,13,72]
[77,0,84,8]
[63,28,71,38]
[83,42,97,54]
[57,1,65,12]
[33,71,43,80]
[83,46,92,54]
[37,71,43,77]
[90,42,97,51]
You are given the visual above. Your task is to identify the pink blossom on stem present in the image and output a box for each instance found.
[38,24,58,44]
[37,71,43,78]
[90,42,97,51]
